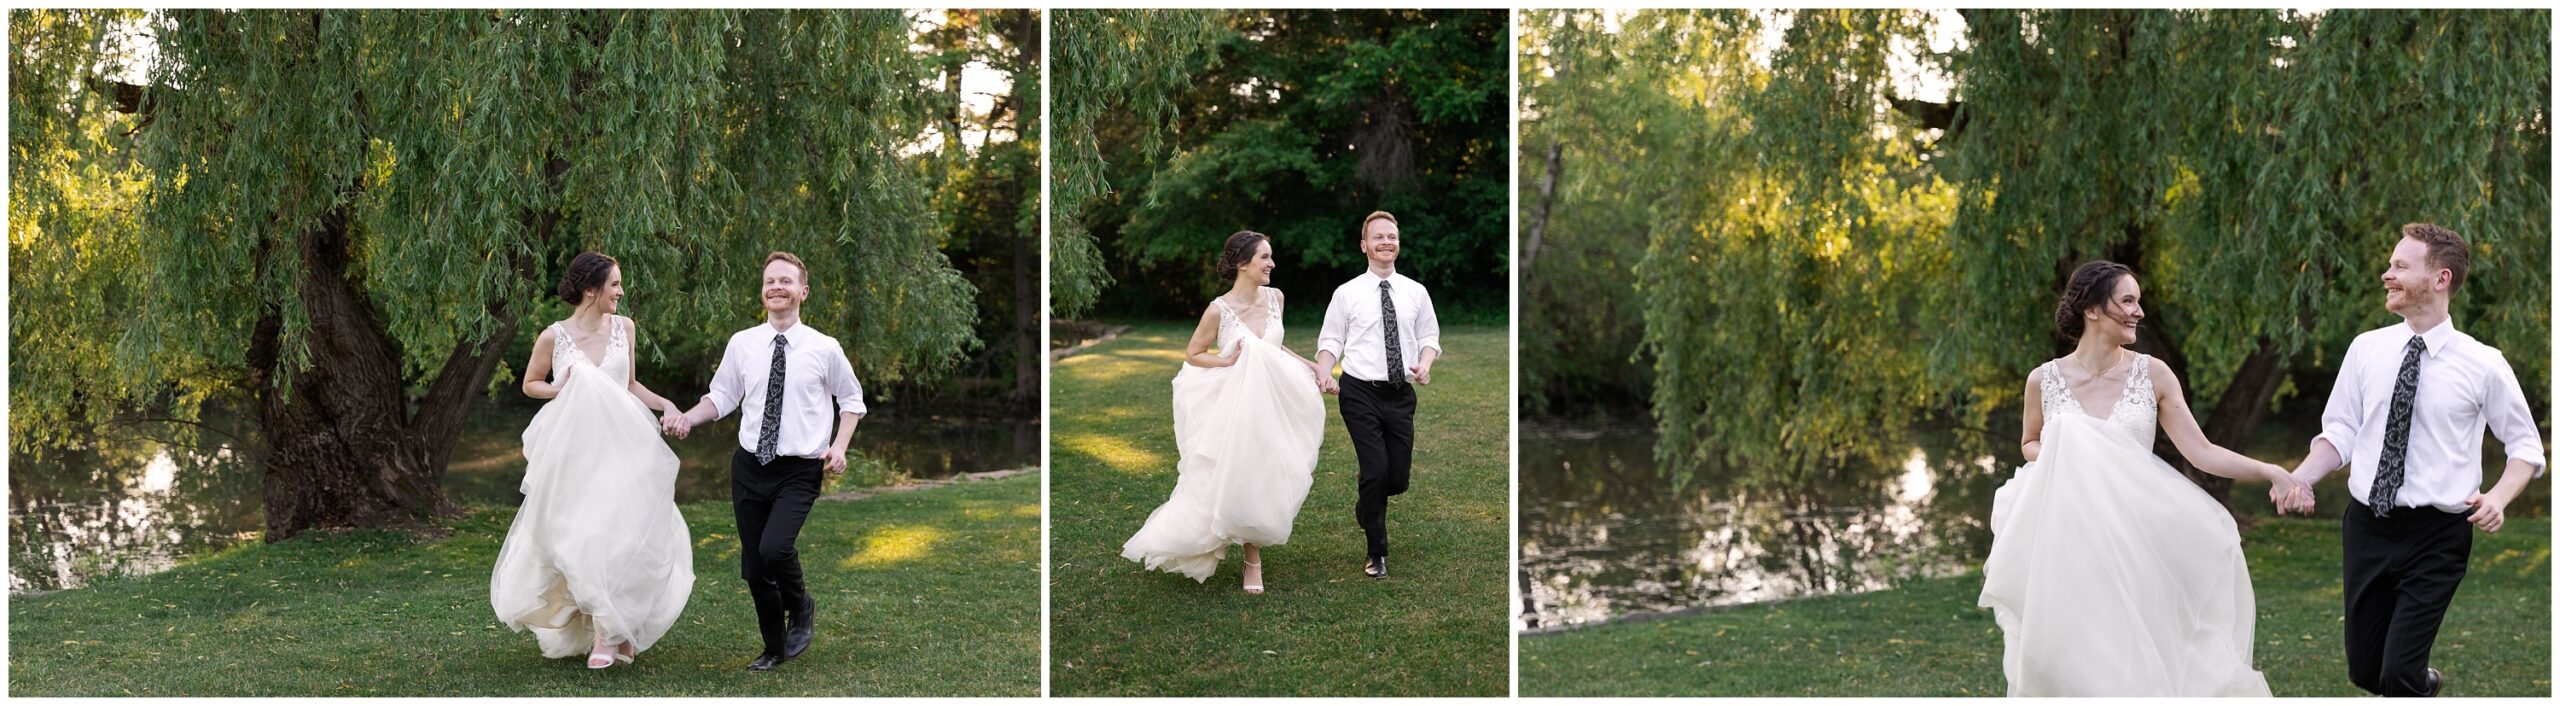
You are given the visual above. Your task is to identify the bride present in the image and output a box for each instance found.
[1121,231,1330,594]
[492,251,697,669]
[1979,260,2301,696]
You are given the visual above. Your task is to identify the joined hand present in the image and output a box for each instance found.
[2269,468,2314,516]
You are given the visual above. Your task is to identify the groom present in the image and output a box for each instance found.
[1315,211,1443,579]
[2277,224,2544,696]
[669,251,867,672]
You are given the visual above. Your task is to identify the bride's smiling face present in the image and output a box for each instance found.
[1240,241,1275,287]
[586,265,625,314]
[2084,275,2145,345]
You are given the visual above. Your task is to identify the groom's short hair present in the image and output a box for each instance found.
[2402,223,2469,295]
[765,251,808,282]
[1360,210,1397,240]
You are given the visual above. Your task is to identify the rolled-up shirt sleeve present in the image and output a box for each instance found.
[1316,288,1349,359]
[1413,285,1444,355]
[2312,339,2364,460]
[2484,356,2546,475]
[827,342,867,416]
[704,336,745,419]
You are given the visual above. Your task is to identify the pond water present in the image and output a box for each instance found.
[1517,422,2005,632]
[1517,410,2549,632]
[9,401,1037,594]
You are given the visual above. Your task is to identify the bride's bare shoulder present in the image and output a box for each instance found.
[2145,355,2181,390]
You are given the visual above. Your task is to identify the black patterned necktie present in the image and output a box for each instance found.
[2368,336,2426,516]
[756,333,787,465]
[1380,280,1404,384]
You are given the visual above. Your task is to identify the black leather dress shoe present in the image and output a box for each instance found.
[783,595,815,659]
[747,652,782,672]
[1364,555,1387,579]
[2423,667,2443,697]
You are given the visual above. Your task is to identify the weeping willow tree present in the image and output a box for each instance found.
[9,9,980,539]
[1049,9,1226,319]
[1526,9,2549,504]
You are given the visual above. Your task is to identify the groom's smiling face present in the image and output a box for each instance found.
[1362,219,1400,266]
[2382,237,2446,315]
[762,260,808,314]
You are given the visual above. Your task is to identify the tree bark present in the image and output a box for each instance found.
[248,202,446,539]
[1009,8,1042,408]
[1522,139,1562,280]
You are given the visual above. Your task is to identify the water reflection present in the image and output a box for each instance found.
[11,402,1037,593]
[1517,423,2006,631]
[8,431,263,594]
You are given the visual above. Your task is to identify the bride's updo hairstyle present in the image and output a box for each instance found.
[557,251,618,306]
[2054,260,2134,341]
[1215,230,1271,283]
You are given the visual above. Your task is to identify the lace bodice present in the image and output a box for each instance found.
[2039,352,2157,447]
[1212,287,1286,352]
[550,316,631,388]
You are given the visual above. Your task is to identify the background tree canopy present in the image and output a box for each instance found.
[8,9,1014,538]
[1054,9,1511,323]
[1521,9,2550,501]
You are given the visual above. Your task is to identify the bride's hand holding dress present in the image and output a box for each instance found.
[1983,353,2276,696]
[492,316,696,663]
[1121,286,1326,582]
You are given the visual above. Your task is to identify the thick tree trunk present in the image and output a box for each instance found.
[1012,9,1043,409]
[245,203,515,541]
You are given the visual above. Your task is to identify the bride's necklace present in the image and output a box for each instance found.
[565,314,609,342]
[567,314,608,337]
[1219,290,1259,314]
[2065,349,2128,380]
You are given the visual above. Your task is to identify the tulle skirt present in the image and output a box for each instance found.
[1979,414,2271,696]
[1120,336,1326,581]
[490,368,695,658]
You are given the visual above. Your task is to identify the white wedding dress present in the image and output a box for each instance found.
[1121,287,1326,581]
[491,317,695,658]
[1979,354,2271,696]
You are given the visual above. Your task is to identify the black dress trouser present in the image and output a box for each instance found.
[1337,374,1415,559]
[733,449,822,655]
[2342,499,2473,697]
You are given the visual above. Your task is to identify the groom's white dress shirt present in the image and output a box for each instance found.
[1316,270,1444,382]
[2314,320,2545,513]
[704,321,866,458]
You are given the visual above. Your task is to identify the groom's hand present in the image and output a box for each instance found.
[1409,363,1432,386]
[2465,492,2508,532]
[822,446,848,477]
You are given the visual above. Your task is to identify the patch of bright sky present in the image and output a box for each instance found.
[908,8,1018,155]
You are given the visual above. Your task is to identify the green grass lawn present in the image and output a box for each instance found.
[1521,517,2551,696]
[1049,322,1510,697]
[9,474,1041,697]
